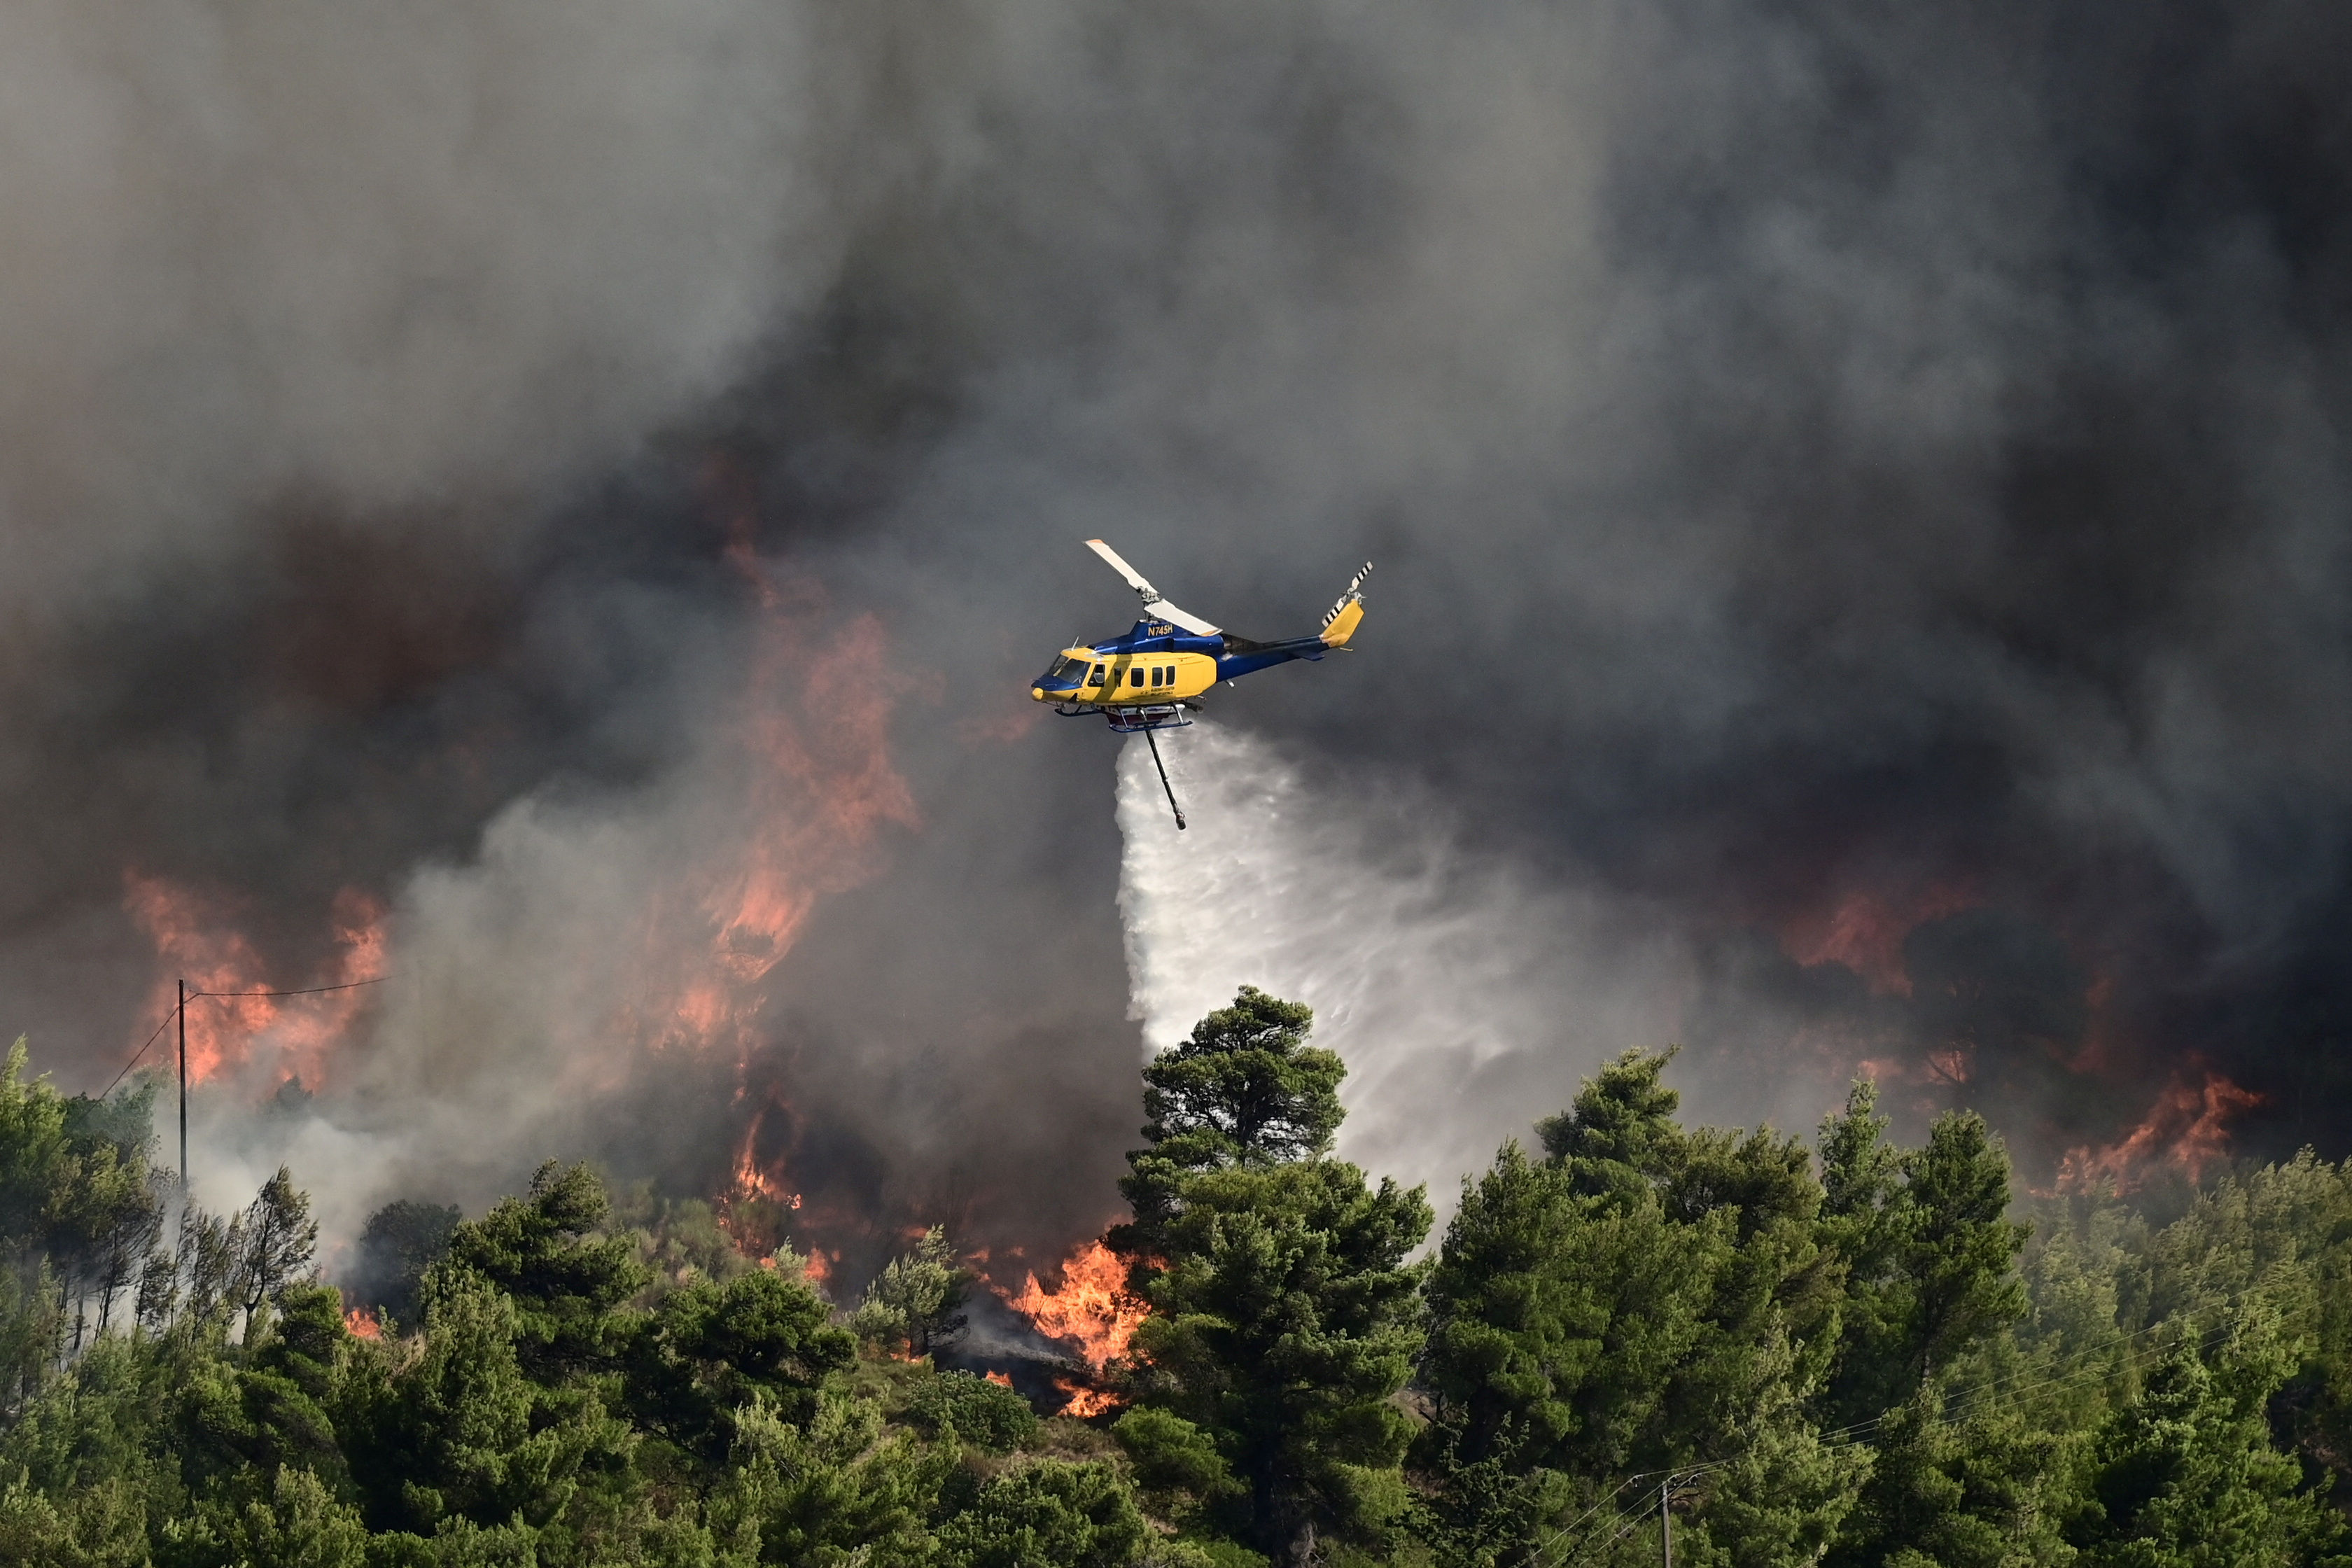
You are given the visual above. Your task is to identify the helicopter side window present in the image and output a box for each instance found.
[1130,667,1144,688]
[1089,664,1104,686]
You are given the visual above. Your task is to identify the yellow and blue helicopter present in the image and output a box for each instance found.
[1030,540,1371,827]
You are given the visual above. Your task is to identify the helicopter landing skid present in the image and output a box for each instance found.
[1103,703,1193,734]
[1049,701,1196,732]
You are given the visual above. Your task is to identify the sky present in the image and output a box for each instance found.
[1,0,2346,1282]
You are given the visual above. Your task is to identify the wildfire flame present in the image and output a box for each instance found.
[1782,883,1977,996]
[718,1110,804,1256]
[123,874,388,1091]
[646,538,920,1259]
[701,607,918,995]
[1056,1382,1122,1418]
[1002,1239,1149,1415]
[344,1307,382,1340]
[124,516,921,1287]
[985,1370,1014,1389]
[655,542,919,1069]
[2057,1069,2265,1194]
[1007,1240,1149,1368]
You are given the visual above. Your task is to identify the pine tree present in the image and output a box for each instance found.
[228,1166,318,1347]
[1117,990,1428,1566]
[1114,987,1346,1261]
[848,1225,972,1359]
[1820,1087,2029,1427]
[629,1262,855,1456]
[1416,1051,1860,1567]
[1822,1381,2072,1568]
[438,1160,650,1382]
[2068,1308,2352,1567]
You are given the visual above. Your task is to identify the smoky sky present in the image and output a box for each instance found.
[3,0,2348,1269]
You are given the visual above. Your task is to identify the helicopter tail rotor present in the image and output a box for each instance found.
[1319,561,1373,647]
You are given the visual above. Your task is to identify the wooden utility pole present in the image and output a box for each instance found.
[1661,1477,1671,1568]
[176,979,188,1208]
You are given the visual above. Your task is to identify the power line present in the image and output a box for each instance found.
[99,1009,176,1098]
[187,976,391,999]
[91,974,393,1096]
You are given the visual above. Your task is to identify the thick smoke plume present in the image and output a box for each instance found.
[3,0,2348,1275]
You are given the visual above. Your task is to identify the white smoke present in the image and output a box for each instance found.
[179,776,718,1245]
[1115,720,1687,1207]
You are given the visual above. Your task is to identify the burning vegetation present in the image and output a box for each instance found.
[122,872,388,1091]
[57,547,2334,1564]
[2055,1067,2269,1194]
[1001,1238,1152,1417]
[9,989,2352,1568]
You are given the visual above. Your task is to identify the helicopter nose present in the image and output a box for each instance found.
[1031,687,1046,701]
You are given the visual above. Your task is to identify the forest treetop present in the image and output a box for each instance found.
[4,1009,2351,1567]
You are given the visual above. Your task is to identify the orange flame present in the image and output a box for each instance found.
[2056,1070,2265,1194]
[123,874,388,1091]
[650,543,918,1073]
[1056,1380,1123,1418]
[1005,1240,1149,1371]
[704,613,918,988]
[1782,883,1977,996]
[631,536,920,1254]
[717,1110,804,1256]
[344,1307,382,1340]
[985,1370,1014,1389]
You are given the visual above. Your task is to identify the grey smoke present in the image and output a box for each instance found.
[4,0,2348,1268]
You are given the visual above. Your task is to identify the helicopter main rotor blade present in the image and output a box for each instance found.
[1143,599,1222,636]
[1085,538,1158,598]
[1084,538,1223,634]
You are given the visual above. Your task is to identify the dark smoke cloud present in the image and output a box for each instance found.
[4,1,2348,1268]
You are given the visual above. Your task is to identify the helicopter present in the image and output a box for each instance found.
[1030,539,1371,828]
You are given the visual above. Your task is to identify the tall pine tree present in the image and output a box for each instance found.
[1116,988,1429,1567]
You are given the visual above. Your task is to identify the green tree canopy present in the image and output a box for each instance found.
[1116,989,1427,1567]
[1416,1053,1859,1568]
[438,1160,650,1382]
[2068,1309,2352,1567]
[5,1028,2352,1568]
[848,1225,971,1359]
[1819,1082,2029,1426]
[1116,988,1345,1259]
[628,1263,855,1456]
[1135,1159,1430,1565]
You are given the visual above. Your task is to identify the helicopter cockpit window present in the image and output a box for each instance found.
[1042,656,1092,688]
